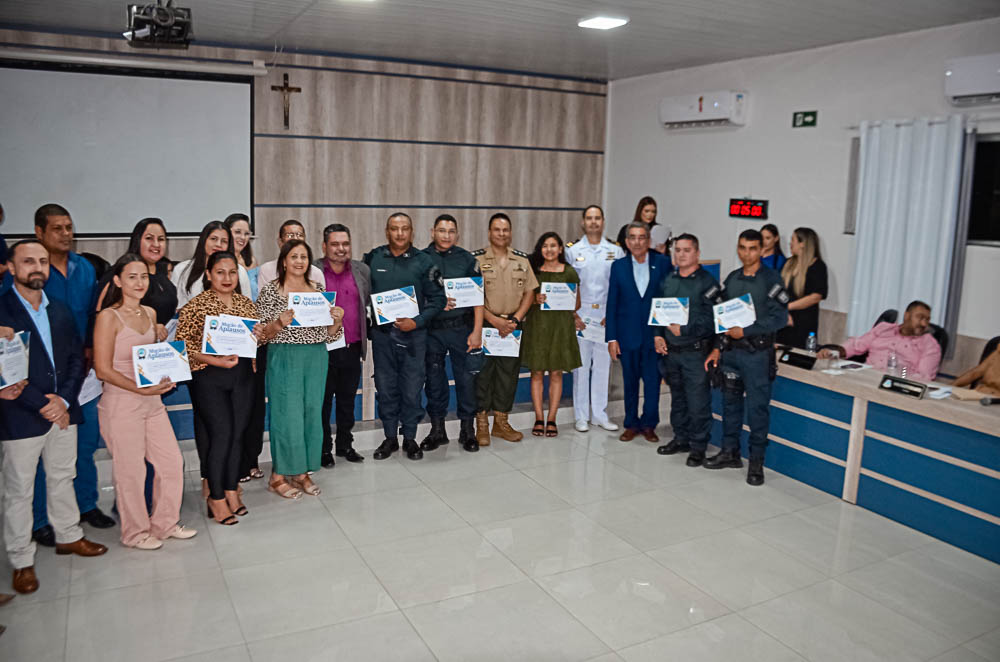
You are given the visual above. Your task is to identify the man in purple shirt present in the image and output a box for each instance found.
[819,300,942,382]
[315,223,371,466]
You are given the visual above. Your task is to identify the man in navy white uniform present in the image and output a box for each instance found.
[565,205,624,433]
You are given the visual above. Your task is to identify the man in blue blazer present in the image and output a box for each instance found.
[0,240,106,595]
[606,222,671,441]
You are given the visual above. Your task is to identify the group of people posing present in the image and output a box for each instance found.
[0,195,946,606]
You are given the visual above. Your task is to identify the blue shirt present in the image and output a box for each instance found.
[631,254,650,297]
[44,252,97,345]
[14,287,55,369]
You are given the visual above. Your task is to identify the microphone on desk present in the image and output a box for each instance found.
[981,397,1000,406]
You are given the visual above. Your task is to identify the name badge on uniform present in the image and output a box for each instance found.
[606,252,616,260]
[575,255,585,262]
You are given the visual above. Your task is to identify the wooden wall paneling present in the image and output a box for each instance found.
[257,138,601,207]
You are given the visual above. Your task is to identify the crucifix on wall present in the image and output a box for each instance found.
[270,73,301,129]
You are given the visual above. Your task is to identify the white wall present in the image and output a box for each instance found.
[604,18,1000,341]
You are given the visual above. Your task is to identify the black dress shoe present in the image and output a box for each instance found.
[657,439,691,455]
[336,448,365,463]
[321,452,336,468]
[373,439,399,460]
[704,448,743,470]
[686,450,706,467]
[747,458,765,486]
[80,508,116,529]
[31,525,55,548]
[402,439,423,461]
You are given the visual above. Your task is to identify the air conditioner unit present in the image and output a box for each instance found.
[659,90,748,129]
[945,53,1000,106]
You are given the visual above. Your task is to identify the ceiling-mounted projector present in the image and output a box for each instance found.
[124,1,193,49]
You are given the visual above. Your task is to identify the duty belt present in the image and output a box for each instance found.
[429,313,473,330]
[667,338,710,353]
[731,334,775,352]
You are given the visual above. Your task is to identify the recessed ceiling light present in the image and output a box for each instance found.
[578,16,629,30]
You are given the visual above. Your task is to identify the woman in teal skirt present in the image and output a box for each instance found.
[521,232,582,437]
[256,239,344,498]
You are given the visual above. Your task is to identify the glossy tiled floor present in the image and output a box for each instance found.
[2,412,999,662]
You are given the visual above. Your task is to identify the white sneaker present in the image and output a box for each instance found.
[596,420,619,432]
[574,419,590,433]
[164,525,198,540]
[133,534,163,551]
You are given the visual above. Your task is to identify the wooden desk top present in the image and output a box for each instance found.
[777,362,1000,439]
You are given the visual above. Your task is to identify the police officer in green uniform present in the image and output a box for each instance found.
[472,213,538,445]
[421,214,484,453]
[704,228,789,486]
[364,212,446,461]
[652,233,720,467]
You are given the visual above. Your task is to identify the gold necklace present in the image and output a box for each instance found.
[121,305,143,316]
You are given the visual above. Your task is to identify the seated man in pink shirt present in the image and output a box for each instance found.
[818,300,941,382]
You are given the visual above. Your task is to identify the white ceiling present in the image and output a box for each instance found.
[2,0,1000,80]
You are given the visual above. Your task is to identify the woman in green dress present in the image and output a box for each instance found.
[522,232,582,437]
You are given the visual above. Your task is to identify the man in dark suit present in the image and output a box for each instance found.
[316,223,372,466]
[0,240,107,595]
[607,222,671,442]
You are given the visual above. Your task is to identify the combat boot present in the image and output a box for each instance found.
[475,411,491,446]
[458,419,479,452]
[420,418,449,451]
[491,411,523,442]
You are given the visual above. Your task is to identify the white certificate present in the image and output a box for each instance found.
[482,328,521,357]
[648,297,689,326]
[325,331,347,351]
[444,277,484,308]
[202,315,258,358]
[540,282,577,311]
[0,331,29,389]
[132,341,191,387]
[713,294,757,332]
[78,369,103,405]
[576,316,606,343]
[289,291,337,327]
[371,286,420,325]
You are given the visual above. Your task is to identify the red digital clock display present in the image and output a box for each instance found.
[728,199,768,220]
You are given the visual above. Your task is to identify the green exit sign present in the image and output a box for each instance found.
[793,111,818,128]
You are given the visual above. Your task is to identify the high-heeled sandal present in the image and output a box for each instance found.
[545,421,558,437]
[532,420,545,437]
[267,479,302,500]
[206,499,238,526]
[249,468,265,480]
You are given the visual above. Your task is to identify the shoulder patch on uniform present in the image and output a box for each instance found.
[512,249,528,258]
[471,249,486,256]
[566,241,574,247]
[768,283,790,304]
[704,284,720,302]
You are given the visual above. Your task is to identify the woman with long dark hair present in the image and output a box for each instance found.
[98,218,177,324]
[521,232,581,437]
[176,251,263,525]
[170,221,252,310]
[777,227,828,348]
[255,239,343,499]
[617,196,660,253]
[93,254,195,549]
[760,223,787,272]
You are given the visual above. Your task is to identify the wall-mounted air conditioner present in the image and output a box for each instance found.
[659,90,748,129]
[945,53,1000,106]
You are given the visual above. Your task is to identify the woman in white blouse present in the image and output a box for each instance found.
[171,221,252,310]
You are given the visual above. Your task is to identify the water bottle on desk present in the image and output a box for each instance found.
[805,332,817,355]
[887,350,898,376]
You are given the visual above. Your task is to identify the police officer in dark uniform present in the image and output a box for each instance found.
[652,233,719,467]
[421,214,484,453]
[704,229,789,486]
[364,212,446,461]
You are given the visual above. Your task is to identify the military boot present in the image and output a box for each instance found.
[420,418,449,451]
[491,411,523,442]
[475,411,491,446]
[458,419,479,452]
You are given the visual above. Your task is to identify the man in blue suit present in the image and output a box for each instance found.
[0,240,107,595]
[607,222,671,441]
